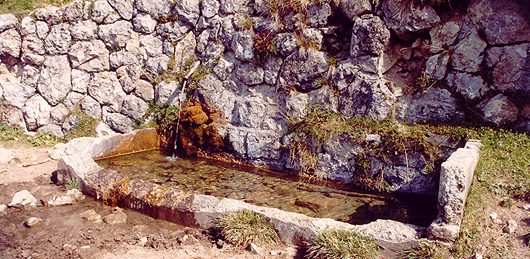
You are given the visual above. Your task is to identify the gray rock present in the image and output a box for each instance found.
[34,7,64,25]
[91,0,121,24]
[71,69,90,93]
[263,56,282,85]
[103,211,128,224]
[173,0,200,26]
[108,0,134,20]
[38,124,64,138]
[446,72,488,101]
[50,104,70,125]
[486,43,530,92]
[383,165,436,194]
[235,63,264,85]
[275,33,298,57]
[70,20,97,41]
[196,74,237,122]
[37,55,72,106]
[62,114,80,132]
[120,94,148,120]
[231,31,254,61]
[213,56,235,81]
[44,23,71,55]
[339,75,395,121]
[279,48,328,92]
[88,72,126,112]
[381,0,440,36]
[314,137,359,182]
[425,52,449,81]
[478,94,519,124]
[201,0,220,18]
[218,15,235,46]
[25,217,43,227]
[350,14,390,57]
[451,28,487,73]
[163,40,175,56]
[339,0,371,20]
[68,40,110,72]
[139,35,163,58]
[22,35,45,58]
[109,50,141,69]
[155,80,182,106]
[429,21,460,54]
[21,64,41,88]
[173,32,196,69]
[305,3,331,27]
[133,13,157,34]
[64,92,85,111]
[117,64,142,93]
[332,60,358,91]
[0,29,21,58]
[96,121,117,137]
[156,21,191,42]
[219,0,246,14]
[135,0,173,21]
[19,17,37,36]
[144,55,170,80]
[63,0,90,21]
[201,41,225,66]
[134,80,155,101]
[301,28,323,50]
[0,14,18,33]
[35,21,50,40]
[468,0,530,45]
[9,190,37,207]
[105,112,133,133]
[396,87,456,124]
[21,53,45,66]
[1,83,35,109]
[81,96,102,119]
[98,21,133,50]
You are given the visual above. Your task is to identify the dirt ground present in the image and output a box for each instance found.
[0,145,296,259]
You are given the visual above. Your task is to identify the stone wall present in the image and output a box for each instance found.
[0,0,529,193]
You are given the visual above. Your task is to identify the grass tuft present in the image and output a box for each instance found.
[402,242,442,259]
[306,230,380,259]
[64,175,81,190]
[214,210,279,247]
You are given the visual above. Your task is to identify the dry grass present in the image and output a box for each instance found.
[214,210,280,248]
[306,230,380,259]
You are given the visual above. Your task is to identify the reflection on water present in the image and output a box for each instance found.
[97,150,437,226]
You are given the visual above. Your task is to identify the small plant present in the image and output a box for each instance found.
[214,210,279,247]
[327,56,338,67]
[402,242,441,259]
[306,230,380,259]
[253,32,277,65]
[63,109,99,141]
[236,16,254,30]
[404,72,436,95]
[64,175,81,190]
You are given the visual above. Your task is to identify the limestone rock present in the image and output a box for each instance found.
[213,56,235,81]
[144,55,170,80]
[22,95,52,131]
[68,40,110,72]
[231,31,254,61]
[48,189,83,206]
[38,124,64,138]
[0,29,21,58]
[9,190,37,207]
[105,112,133,133]
[429,21,460,54]
[236,63,264,85]
[339,0,372,20]
[50,104,69,125]
[275,33,298,57]
[63,0,90,21]
[155,80,182,107]
[117,64,142,93]
[34,7,64,24]
[19,17,37,36]
[44,23,71,55]
[201,0,220,18]
[91,0,121,24]
[37,55,72,106]
[70,20,97,41]
[71,69,90,94]
[305,3,331,28]
[451,28,487,73]
[0,14,18,33]
[478,94,518,124]
[396,87,456,124]
[88,72,126,112]
[425,52,449,81]
[173,0,200,26]
[301,28,323,50]
[2,83,35,109]
[446,72,488,101]
[196,74,237,122]
[133,80,155,101]
[156,21,190,42]
[21,34,45,59]
[98,21,133,50]
[263,56,282,85]
[339,75,395,121]
[173,32,196,69]
[109,50,141,69]
[81,96,103,119]
[103,211,127,224]
[279,48,328,92]
[220,0,246,14]
[139,35,163,58]
[350,14,390,57]
[382,0,440,37]
[486,43,530,92]
[62,114,80,132]
[120,94,148,120]
[135,0,173,21]
[108,0,134,20]
[133,13,158,34]
[96,121,117,137]
[25,217,43,227]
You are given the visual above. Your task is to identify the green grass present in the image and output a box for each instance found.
[214,210,280,247]
[306,230,380,259]
[0,124,62,147]
[0,0,71,17]
[63,109,99,141]
[64,175,81,190]
[402,242,443,259]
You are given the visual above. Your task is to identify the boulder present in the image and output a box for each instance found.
[44,23,71,55]
[34,7,64,24]
[68,40,110,72]
[231,31,254,61]
[0,14,18,33]
[63,0,91,21]
[88,72,126,112]
[103,211,128,224]
[381,0,440,37]
[424,52,449,81]
[201,0,220,18]
[139,35,163,58]
[81,96,103,119]
[235,63,264,85]
[263,56,283,85]
[173,0,200,26]
[135,0,174,20]
[219,0,247,14]
[486,43,530,92]
[429,21,460,54]
[22,94,52,131]
[2,83,35,109]
[38,124,64,138]
[305,3,331,28]
[279,48,328,92]
[105,112,133,133]
[144,55,170,80]
[21,64,40,87]
[478,94,519,124]
[275,33,298,57]
[156,21,190,42]
[62,114,80,132]
[451,28,487,73]
[133,13,158,34]
[109,50,141,69]
[155,80,182,107]
[350,14,390,58]
[108,0,135,20]
[71,69,90,93]
[120,94,148,120]
[133,80,155,101]
[339,0,371,20]
[172,32,196,71]
[19,17,37,36]
[98,21,133,50]
[0,29,21,58]
[301,28,323,49]
[70,20,98,41]
[213,56,235,81]
[21,35,45,59]
[396,87,456,124]
[446,72,488,101]
[91,0,121,24]
[37,55,72,106]
[339,75,395,121]
[49,104,70,125]
[196,74,237,122]
[117,64,142,93]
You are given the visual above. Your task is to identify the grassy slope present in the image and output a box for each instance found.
[0,0,70,16]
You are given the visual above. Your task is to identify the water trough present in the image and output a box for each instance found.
[56,128,481,246]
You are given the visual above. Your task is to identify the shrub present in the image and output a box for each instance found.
[306,230,380,259]
[214,210,279,247]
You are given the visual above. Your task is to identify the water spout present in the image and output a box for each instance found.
[173,61,201,152]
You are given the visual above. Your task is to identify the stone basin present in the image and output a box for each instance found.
[56,128,481,245]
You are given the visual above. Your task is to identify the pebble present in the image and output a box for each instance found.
[250,243,264,256]
[80,209,102,221]
[80,245,91,249]
[24,217,43,227]
[103,212,127,224]
[489,212,498,221]
[503,219,518,234]
[9,190,37,207]
[139,237,148,246]
[0,204,7,214]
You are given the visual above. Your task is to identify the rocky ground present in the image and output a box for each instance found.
[0,144,297,259]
